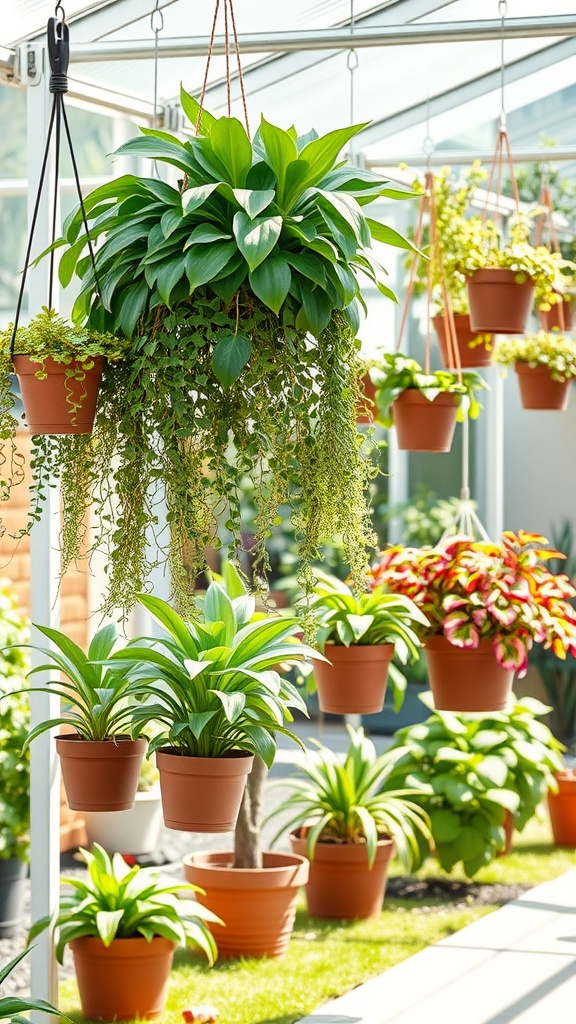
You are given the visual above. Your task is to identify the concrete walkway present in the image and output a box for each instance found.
[296,868,576,1024]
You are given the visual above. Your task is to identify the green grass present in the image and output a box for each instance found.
[59,814,576,1024]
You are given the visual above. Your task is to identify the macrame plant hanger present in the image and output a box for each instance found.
[192,0,250,145]
[534,167,568,330]
[10,5,100,357]
[481,1,521,238]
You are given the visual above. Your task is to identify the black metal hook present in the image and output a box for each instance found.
[47,15,69,92]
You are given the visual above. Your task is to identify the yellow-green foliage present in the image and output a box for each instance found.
[494,331,576,380]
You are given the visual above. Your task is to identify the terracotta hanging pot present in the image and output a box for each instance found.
[313,643,395,715]
[424,636,514,712]
[70,935,175,1021]
[183,850,309,959]
[514,363,572,411]
[357,373,377,423]
[392,389,458,452]
[13,355,104,434]
[55,735,147,812]
[466,269,534,334]
[433,314,493,369]
[538,295,574,332]
[290,828,394,919]
[547,770,576,846]
[156,748,254,832]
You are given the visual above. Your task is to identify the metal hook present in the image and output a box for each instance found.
[47,16,69,80]
[151,8,164,33]
[54,2,65,20]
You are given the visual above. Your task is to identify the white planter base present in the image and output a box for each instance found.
[83,788,162,855]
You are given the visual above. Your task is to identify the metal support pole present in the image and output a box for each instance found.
[21,41,61,1011]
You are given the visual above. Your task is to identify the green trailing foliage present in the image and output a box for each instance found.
[494,330,576,381]
[384,695,565,878]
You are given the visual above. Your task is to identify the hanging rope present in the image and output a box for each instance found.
[10,6,100,356]
[482,0,520,232]
[195,0,250,136]
[347,0,359,163]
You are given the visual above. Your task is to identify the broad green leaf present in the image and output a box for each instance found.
[232,188,276,218]
[259,117,298,203]
[182,182,222,213]
[96,909,124,947]
[367,218,422,253]
[298,123,368,187]
[297,285,333,336]
[156,259,186,306]
[208,116,253,187]
[212,332,252,387]
[185,241,237,290]
[113,280,149,336]
[116,135,197,175]
[233,211,282,271]
[180,85,216,135]
[249,253,291,314]
[429,808,460,842]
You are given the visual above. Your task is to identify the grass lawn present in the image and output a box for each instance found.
[59,814,576,1024]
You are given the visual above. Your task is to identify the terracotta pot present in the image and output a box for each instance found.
[433,314,493,368]
[156,748,253,832]
[13,355,104,435]
[313,643,394,715]
[538,295,574,332]
[70,935,175,1020]
[392,389,458,452]
[290,828,394,919]
[357,373,377,423]
[424,636,514,712]
[466,268,534,334]
[55,735,147,812]
[514,362,571,411]
[183,850,309,959]
[548,770,576,846]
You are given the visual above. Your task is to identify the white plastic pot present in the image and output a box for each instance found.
[83,787,162,855]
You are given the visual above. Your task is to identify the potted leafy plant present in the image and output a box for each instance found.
[264,724,430,919]
[384,695,564,876]
[369,531,576,712]
[10,622,147,812]
[0,948,69,1023]
[25,90,418,620]
[30,843,218,1021]
[0,307,127,435]
[308,568,428,715]
[494,330,576,411]
[0,582,30,938]
[371,352,487,452]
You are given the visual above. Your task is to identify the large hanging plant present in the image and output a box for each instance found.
[17,90,417,615]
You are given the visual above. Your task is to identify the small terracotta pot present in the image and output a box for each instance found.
[548,770,576,846]
[433,314,493,368]
[392,389,458,452]
[70,935,175,1020]
[357,373,377,424]
[13,355,104,434]
[514,363,571,411]
[424,636,514,712]
[183,850,309,958]
[55,735,147,812]
[156,748,254,832]
[290,828,394,919]
[313,643,394,715]
[466,268,534,334]
[538,295,574,332]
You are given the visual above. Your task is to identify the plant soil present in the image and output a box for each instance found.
[387,875,531,906]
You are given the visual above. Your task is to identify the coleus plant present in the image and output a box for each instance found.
[368,530,576,676]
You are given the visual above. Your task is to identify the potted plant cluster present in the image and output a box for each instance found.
[369,530,576,712]
[265,725,430,919]
[0,581,30,938]
[309,568,429,714]
[383,695,564,877]
[11,622,146,812]
[30,843,218,1021]
[371,352,487,452]
[14,90,419,620]
[0,307,127,435]
[494,330,576,411]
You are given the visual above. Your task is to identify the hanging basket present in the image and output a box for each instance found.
[514,363,572,411]
[424,636,514,712]
[312,643,394,715]
[433,314,493,369]
[392,389,458,452]
[13,355,104,434]
[156,748,254,832]
[538,295,574,332]
[466,269,534,334]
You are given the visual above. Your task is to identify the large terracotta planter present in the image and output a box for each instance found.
[424,636,514,712]
[466,268,534,334]
[70,935,175,1020]
[156,748,254,832]
[84,787,163,856]
[433,314,493,369]
[13,355,104,434]
[548,770,576,846]
[392,389,458,452]
[183,850,309,958]
[290,828,394,919]
[55,735,147,812]
[0,857,27,938]
[313,643,395,715]
[357,373,377,424]
[538,295,574,332]
[514,363,571,411]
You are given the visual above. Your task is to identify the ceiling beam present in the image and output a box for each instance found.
[7,0,178,46]
[65,17,576,62]
[367,147,576,167]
